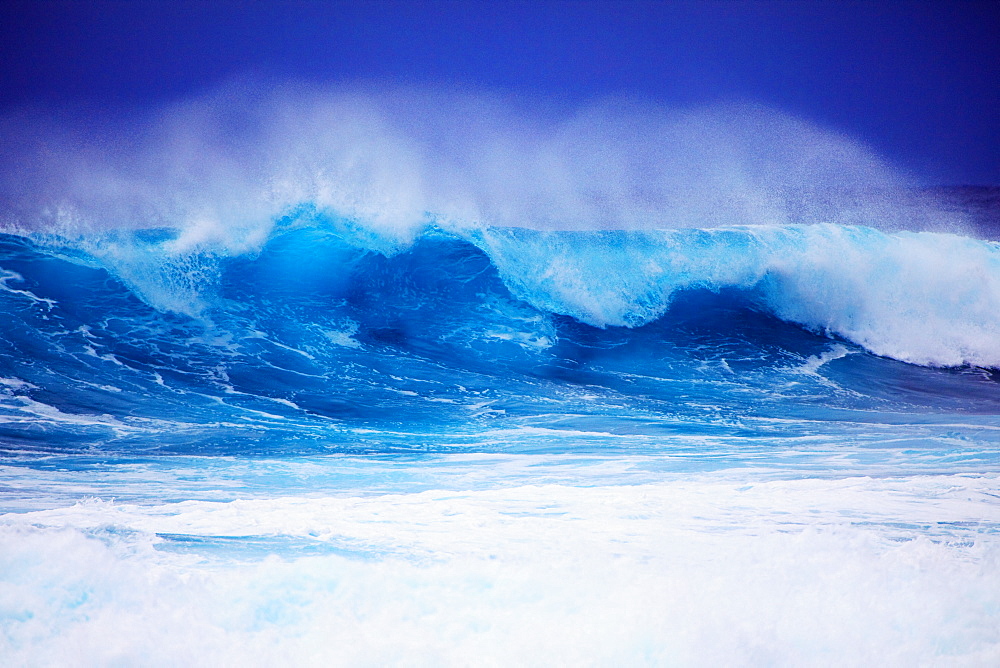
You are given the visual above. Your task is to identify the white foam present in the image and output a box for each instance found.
[0,268,57,309]
[476,224,1000,367]
[797,344,854,374]
[321,321,362,349]
[763,227,1000,367]
[1,474,998,665]
[0,377,36,392]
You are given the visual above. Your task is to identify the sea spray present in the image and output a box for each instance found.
[1,83,956,242]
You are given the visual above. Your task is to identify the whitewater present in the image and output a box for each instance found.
[1,85,999,665]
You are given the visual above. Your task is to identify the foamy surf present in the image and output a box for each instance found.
[2,470,999,666]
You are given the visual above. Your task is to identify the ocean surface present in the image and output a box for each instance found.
[1,94,999,665]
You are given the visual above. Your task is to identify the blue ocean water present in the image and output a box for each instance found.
[1,93,999,664]
[3,216,999,459]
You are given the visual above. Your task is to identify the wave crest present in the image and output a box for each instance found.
[21,217,1000,369]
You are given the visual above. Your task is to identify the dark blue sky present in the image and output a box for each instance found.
[2,0,998,184]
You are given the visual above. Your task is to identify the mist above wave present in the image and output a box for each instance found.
[0,81,962,250]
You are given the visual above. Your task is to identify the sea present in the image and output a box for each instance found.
[1,91,998,665]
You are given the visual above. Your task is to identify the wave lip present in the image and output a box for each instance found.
[471,223,1000,368]
[758,225,1000,368]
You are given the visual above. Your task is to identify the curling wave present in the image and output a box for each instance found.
[33,210,1000,368]
[1,210,999,454]
[1,85,998,455]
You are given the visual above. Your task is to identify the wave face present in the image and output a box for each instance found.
[2,88,1000,664]
[1,209,999,455]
